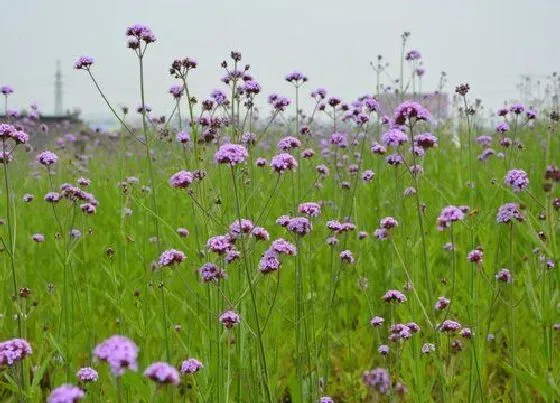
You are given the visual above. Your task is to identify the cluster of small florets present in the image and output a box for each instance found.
[385,153,404,166]
[339,250,354,264]
[397,322,420,340]
[298,202,322,217]
[394,101,431,125]
[94,335,138,376]
[326,219,356,233]
[207,235,234,255]
[267,93,291,111]
[126,24,156,48]
[496,203,524,223]
[285,216,313,235]
[496,122,509,133]
[414,132,438,149]
[285,71,307,85]
[434,296,451,310]
[47,384,85,403]
[436,205,465,230]
[169,57,198,79]
[476,135,493,147]
[73,55,95,70]
[76,367,98,383]
[371,143,387,155]
[362,368,390,394]
[454,81,472,96]
[373,217,399,240]
[0,338,32,367]
[438,320,462,333]
[229,218,254,239]
[251,226,269,241]
[504,169,529,192]
[311,88,327,102]
[215,143,248,166]
[382,289,407,304]
[180,358,204,374]
[168,84,184,99]
[241,132,256,145]
[158,249,186,268]
[370,315,385,327]
[496,268,512,283]
[405,49,422,61]
[1,85,14,96]
[509,102,525,115]
[381,128,408,147]
[330,132,348,148]
[270,153,297,173]
[467,248,484,264]
[169,170,194,189]
[58,183,98,206]
[0,123,28,144]
[277,136,301,152]
[199,263,227,283]
[219,310,241,328]
[144,362,180,385]
[258,238,297,274]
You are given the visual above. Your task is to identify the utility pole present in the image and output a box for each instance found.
[54,60,63,115]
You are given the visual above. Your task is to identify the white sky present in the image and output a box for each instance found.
[2,0,559,120]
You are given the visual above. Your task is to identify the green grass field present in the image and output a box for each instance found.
[0,48,559,403]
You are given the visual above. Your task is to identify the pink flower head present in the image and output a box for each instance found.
[298,202,321,217]
[382,289,407,304]
[270,153,297,173]
[158,249,186,267]
[219,310,240,328]
[144,362,180,385]
[215,144,248,166]
[180,358,203,374]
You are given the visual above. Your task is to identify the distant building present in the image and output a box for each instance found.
[377,92,450,120]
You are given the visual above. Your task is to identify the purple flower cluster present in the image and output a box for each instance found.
[277,136,301,152]
[270,153,297,173]
[126,24,156,46]
[48,384,84,403]
[1,85,14,96]
[73,55,94,70]
[181,358,204,374]
[381,128,408,147]
[94,335,138,376]
[170,170,194,188]
[286,217,313,235]
[497,203,524,223]
[267,93,291,111]
[144,362,180,385]
[0,338,32,367]
[382,289,407,304]
[436,205,465,230]
[76,367,98,383]
[394,101,431,125]
[438,320,462,333]
[298,202,321,217]
[362,368,390,394]
[496,268,512,283]
[215,144,248,166]
[504,169,529,192]
[199,263,227,283]
[219,310,241,328]
[0,123,29,144]
[158,249,186,267]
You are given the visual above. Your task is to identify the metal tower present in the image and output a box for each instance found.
[54,60,63,115]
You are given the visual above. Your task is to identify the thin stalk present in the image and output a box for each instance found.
[230,167,272,402]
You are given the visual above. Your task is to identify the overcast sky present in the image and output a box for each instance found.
[2,0,559,121]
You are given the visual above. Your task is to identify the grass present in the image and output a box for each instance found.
[0,57,559,403]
